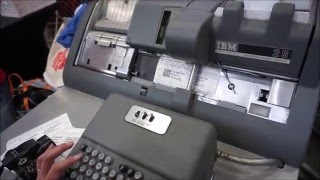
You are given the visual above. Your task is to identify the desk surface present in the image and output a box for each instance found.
[0,87,299,179]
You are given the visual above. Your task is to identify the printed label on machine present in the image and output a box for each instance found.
[153,55,194,89]
[215,41,292,64]
[194,66,221,100]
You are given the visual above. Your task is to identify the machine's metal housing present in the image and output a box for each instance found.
[63,0,320,167]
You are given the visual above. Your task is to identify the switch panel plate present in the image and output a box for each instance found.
[125,105,172,135]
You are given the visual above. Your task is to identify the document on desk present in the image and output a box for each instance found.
[50,128,85,158]
[2,113,85,161]
[6,113,73,150]
[154,55,195,89]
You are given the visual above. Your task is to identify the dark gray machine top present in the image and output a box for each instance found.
[78,94,217,180]
[211,1,315,78]
[63,0,320,167]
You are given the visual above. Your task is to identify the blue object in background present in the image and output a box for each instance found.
[57,3,88,48]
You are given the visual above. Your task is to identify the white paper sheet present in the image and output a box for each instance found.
[194,66,221,100]
[50,128,85,158]
[6,113,73,150]
[1,114,85,161]
[154,56,194,89]
[106,0,138,23]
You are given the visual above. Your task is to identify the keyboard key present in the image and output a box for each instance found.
[92,172,100,180]
[134,171,143,180]
[79,144,87,151]
[89,159,96,166]
[79,165,87,173]
[98,153,106,161]
[85,146,93,154]
[102,166,110,174]
[104,156,113,165]
[127,168,135,177]
[109,170,117,179]
[116,174,125,180]
[70,171,77,179]
[95,162,103,171]
[119,164,128,173]
[76,175,84,180]
[86,169,93,177]
[82,156,90,163]
[73,162,81,169]
[66,168,73,175]
[91,150,99,157]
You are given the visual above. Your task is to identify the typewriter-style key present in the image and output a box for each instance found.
[116,174,125,180]
[66,168,73,175]
[82,155,90,163]
[98,153,105,161]
[127,168,135,177]
[95,162,103,171]
[79,144,87,151]
[109,170,117,179]
[100,177,107,180]
[73,162,81,169]
[91,150,99,157]
[134,171,144,180]
[79,165,87,173]
[85,146,93,154]
[104,156,113,165]
[86,169,93,177]
[119,164,128,173]
[92,172,100,180]
[89,159,96,166]
[102,166,110,174]
[76,175,84,180]
[70,171,77,179]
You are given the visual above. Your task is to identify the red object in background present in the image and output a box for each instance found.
[58,0,81,17]
[52,49,68,71]
[0,68,6,83]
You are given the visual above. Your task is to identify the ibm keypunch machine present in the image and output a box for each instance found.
[2,0,320,179]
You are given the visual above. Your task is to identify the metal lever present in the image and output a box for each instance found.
[216,59,236,94]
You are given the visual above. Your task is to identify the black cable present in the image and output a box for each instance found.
[217,150,284,168]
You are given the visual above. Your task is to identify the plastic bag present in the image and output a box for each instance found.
[43,23,69,89]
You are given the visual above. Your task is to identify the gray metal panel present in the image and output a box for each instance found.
[0,88,299,180]
[63,0,320,167]
[126,1,190,52]
[171,88,193,113]
[133,53,159,81]
[187,0,224,12]
[81,94,216,180]
[165,9,213,64]
[211,1,314,78]
[126,1,164,51]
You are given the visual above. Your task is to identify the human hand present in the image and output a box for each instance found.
[36,142,83,180]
